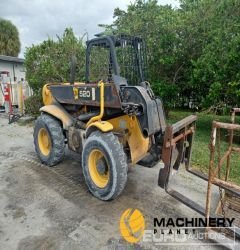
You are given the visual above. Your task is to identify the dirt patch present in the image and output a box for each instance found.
[0,114,235,249]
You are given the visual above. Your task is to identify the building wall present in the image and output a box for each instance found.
[0,60,25,82]
[0,60,32,108]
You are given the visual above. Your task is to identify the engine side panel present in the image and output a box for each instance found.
[49,83,122,109]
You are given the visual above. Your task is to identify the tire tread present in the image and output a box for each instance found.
[34,113,65,166]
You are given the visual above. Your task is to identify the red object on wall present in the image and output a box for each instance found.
[3,83,10,102]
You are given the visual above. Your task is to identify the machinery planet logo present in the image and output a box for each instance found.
[119,209,236,247]
[119,208,145,243]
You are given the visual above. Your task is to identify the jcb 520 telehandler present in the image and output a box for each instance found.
[34,35,197,200]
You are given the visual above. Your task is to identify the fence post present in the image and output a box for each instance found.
[18,81,23,115]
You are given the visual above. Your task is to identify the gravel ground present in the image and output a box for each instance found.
[0,114,237,250]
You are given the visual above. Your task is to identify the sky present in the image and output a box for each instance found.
[0,0,179,57]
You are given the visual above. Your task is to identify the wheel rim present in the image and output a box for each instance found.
[38,128,51,156]
[88,149,110,188]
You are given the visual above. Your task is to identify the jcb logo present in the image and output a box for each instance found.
[79,90,91,98]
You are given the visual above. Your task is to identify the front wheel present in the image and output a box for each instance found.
[34,113,65,166]
[82,131,128,200]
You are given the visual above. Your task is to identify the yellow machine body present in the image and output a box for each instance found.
[35,35,197,202]
[41,81,150,165]
[107,115,150,164]
[42,84,55,105]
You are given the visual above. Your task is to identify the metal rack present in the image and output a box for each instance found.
[159,109,240,240]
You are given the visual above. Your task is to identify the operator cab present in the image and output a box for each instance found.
[86,35,148,86]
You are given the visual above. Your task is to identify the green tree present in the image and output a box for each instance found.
[101,0,182,108]
[187,0,240,109]
[25,28,85,92]
[0,18,21,56]
[101,0,240,110]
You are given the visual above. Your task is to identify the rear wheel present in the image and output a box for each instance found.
[82,131,128,200]
[34,113,65,166]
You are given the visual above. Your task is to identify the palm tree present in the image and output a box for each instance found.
[0,18,21,57]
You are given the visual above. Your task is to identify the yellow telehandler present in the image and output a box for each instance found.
[34,35,196,200]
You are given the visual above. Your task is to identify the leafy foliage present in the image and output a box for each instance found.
[25,28,85,92]
[0,18,20,56]
[25,1,240,111]
[24,94,43,117]
[101,0,240,110]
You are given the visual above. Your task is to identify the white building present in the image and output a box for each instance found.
[0,55,25,82]
[0,55,32,109]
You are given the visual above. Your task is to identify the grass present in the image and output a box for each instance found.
[168,110,240,185]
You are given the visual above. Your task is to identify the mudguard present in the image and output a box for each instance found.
[86,121,113,137]
[40,104,73,129]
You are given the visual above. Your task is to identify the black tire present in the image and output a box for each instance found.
[34,113,65,166]
[82,131,128,200]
